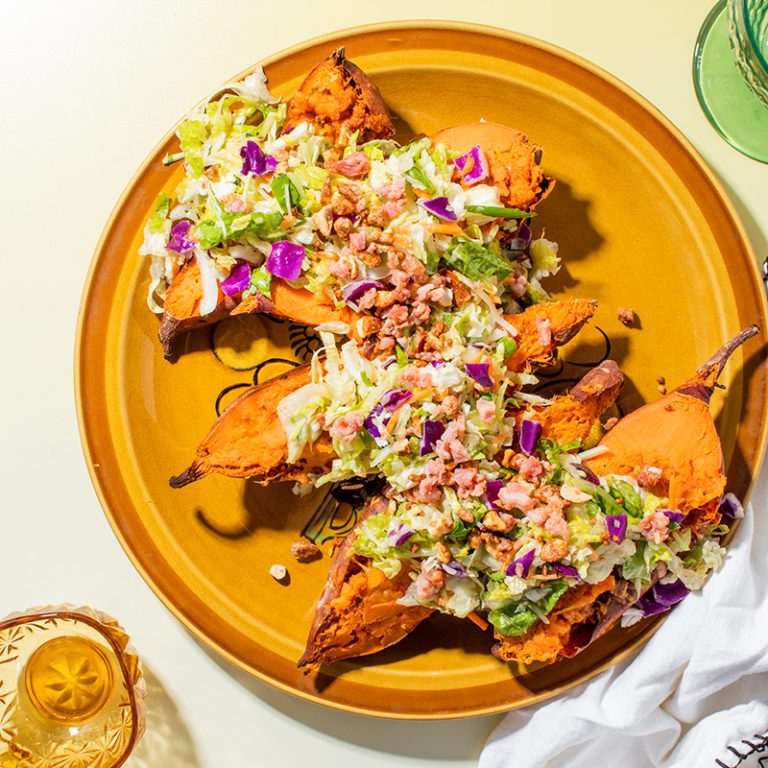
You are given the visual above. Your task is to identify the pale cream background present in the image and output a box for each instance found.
[1,2,765,767]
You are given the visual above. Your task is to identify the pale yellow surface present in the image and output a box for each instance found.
[1,1,766,767]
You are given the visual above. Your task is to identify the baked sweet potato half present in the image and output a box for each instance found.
[493,326,759,665]
[298,359,625,671]
[284,48,395,146]
[432,121,555,211]
[151,53,561,359]
[169,298,598,489]
[298,497,433,671]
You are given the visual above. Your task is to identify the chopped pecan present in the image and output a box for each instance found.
[482,509,516,533]
[290,540,322,563]
[359,250,382,267]
[435,542,452,564]
[540,539,569,562]
[331,194,356,217]
[356,316,382,338]
[312,205,334,237]
[367,205,388,227]
[333,217,354,238]
[617,306,637,327]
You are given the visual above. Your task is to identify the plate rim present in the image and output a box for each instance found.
[75,19,768,719]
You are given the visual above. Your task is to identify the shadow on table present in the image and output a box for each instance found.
[129,664,202,768]
[193,638,498,762]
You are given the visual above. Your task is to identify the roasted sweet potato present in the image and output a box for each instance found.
[524,359,624,448]
[492,577,616,664]
[169,365,335,489]
[298,498,433,671]
[585,326,759,512]
[169,299,599,488]
[506,298,597,373]
[159,261,238,358]
[159,271,361,360]
[495,326,759,664]
[284,48,395,146]
[432,121,555,211]
[298,362,624,671]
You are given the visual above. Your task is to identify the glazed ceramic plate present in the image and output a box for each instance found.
[76,22,768,718]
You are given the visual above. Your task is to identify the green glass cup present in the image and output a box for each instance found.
[694,0,768,161]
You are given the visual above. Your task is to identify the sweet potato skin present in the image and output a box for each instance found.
[299,498,432,671]
[233,280,361,333]
[159,261,237,360]
[284,48,395,146]
[585,327,759,513]
[168,365,334,488]
[169,300,601,488]
[432,121,555,211]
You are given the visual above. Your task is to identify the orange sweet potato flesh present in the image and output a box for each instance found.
[159,268,360,360]
[299,498,432,671]
[298,363,624,671]
[168,299,600,488]
[168,365,335,489]
[585,326,759,513]
[284,48,395,146]
[492,577,616,664]
[506,299,597,372]
[432,121,555,211]
[232,280,361,332]
[159,261,238,358]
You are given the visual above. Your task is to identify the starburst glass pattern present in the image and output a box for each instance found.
[0,606,145,767]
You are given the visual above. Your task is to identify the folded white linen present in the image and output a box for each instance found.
[481,469,768,768]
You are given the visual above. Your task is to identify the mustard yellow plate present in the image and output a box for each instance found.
[76,22,768,718]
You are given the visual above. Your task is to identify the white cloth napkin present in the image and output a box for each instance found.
[481,468,768,768]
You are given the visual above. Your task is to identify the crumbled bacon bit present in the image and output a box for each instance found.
[637,465,663,488]
[326,151,370,178]
[639,509,669,544]
[617,306,637,327]
[435,415,470,463]
[604,416,618,431]
[477,399,496,424]
[377,178,406,201]
[222,193,248,213]
[453,467,488,499]
[496,482,537,513]
[328,411,365,442]
[290,540,322,562]
[414,566,446,602]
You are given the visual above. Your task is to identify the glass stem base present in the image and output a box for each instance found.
[694,0,768,162]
